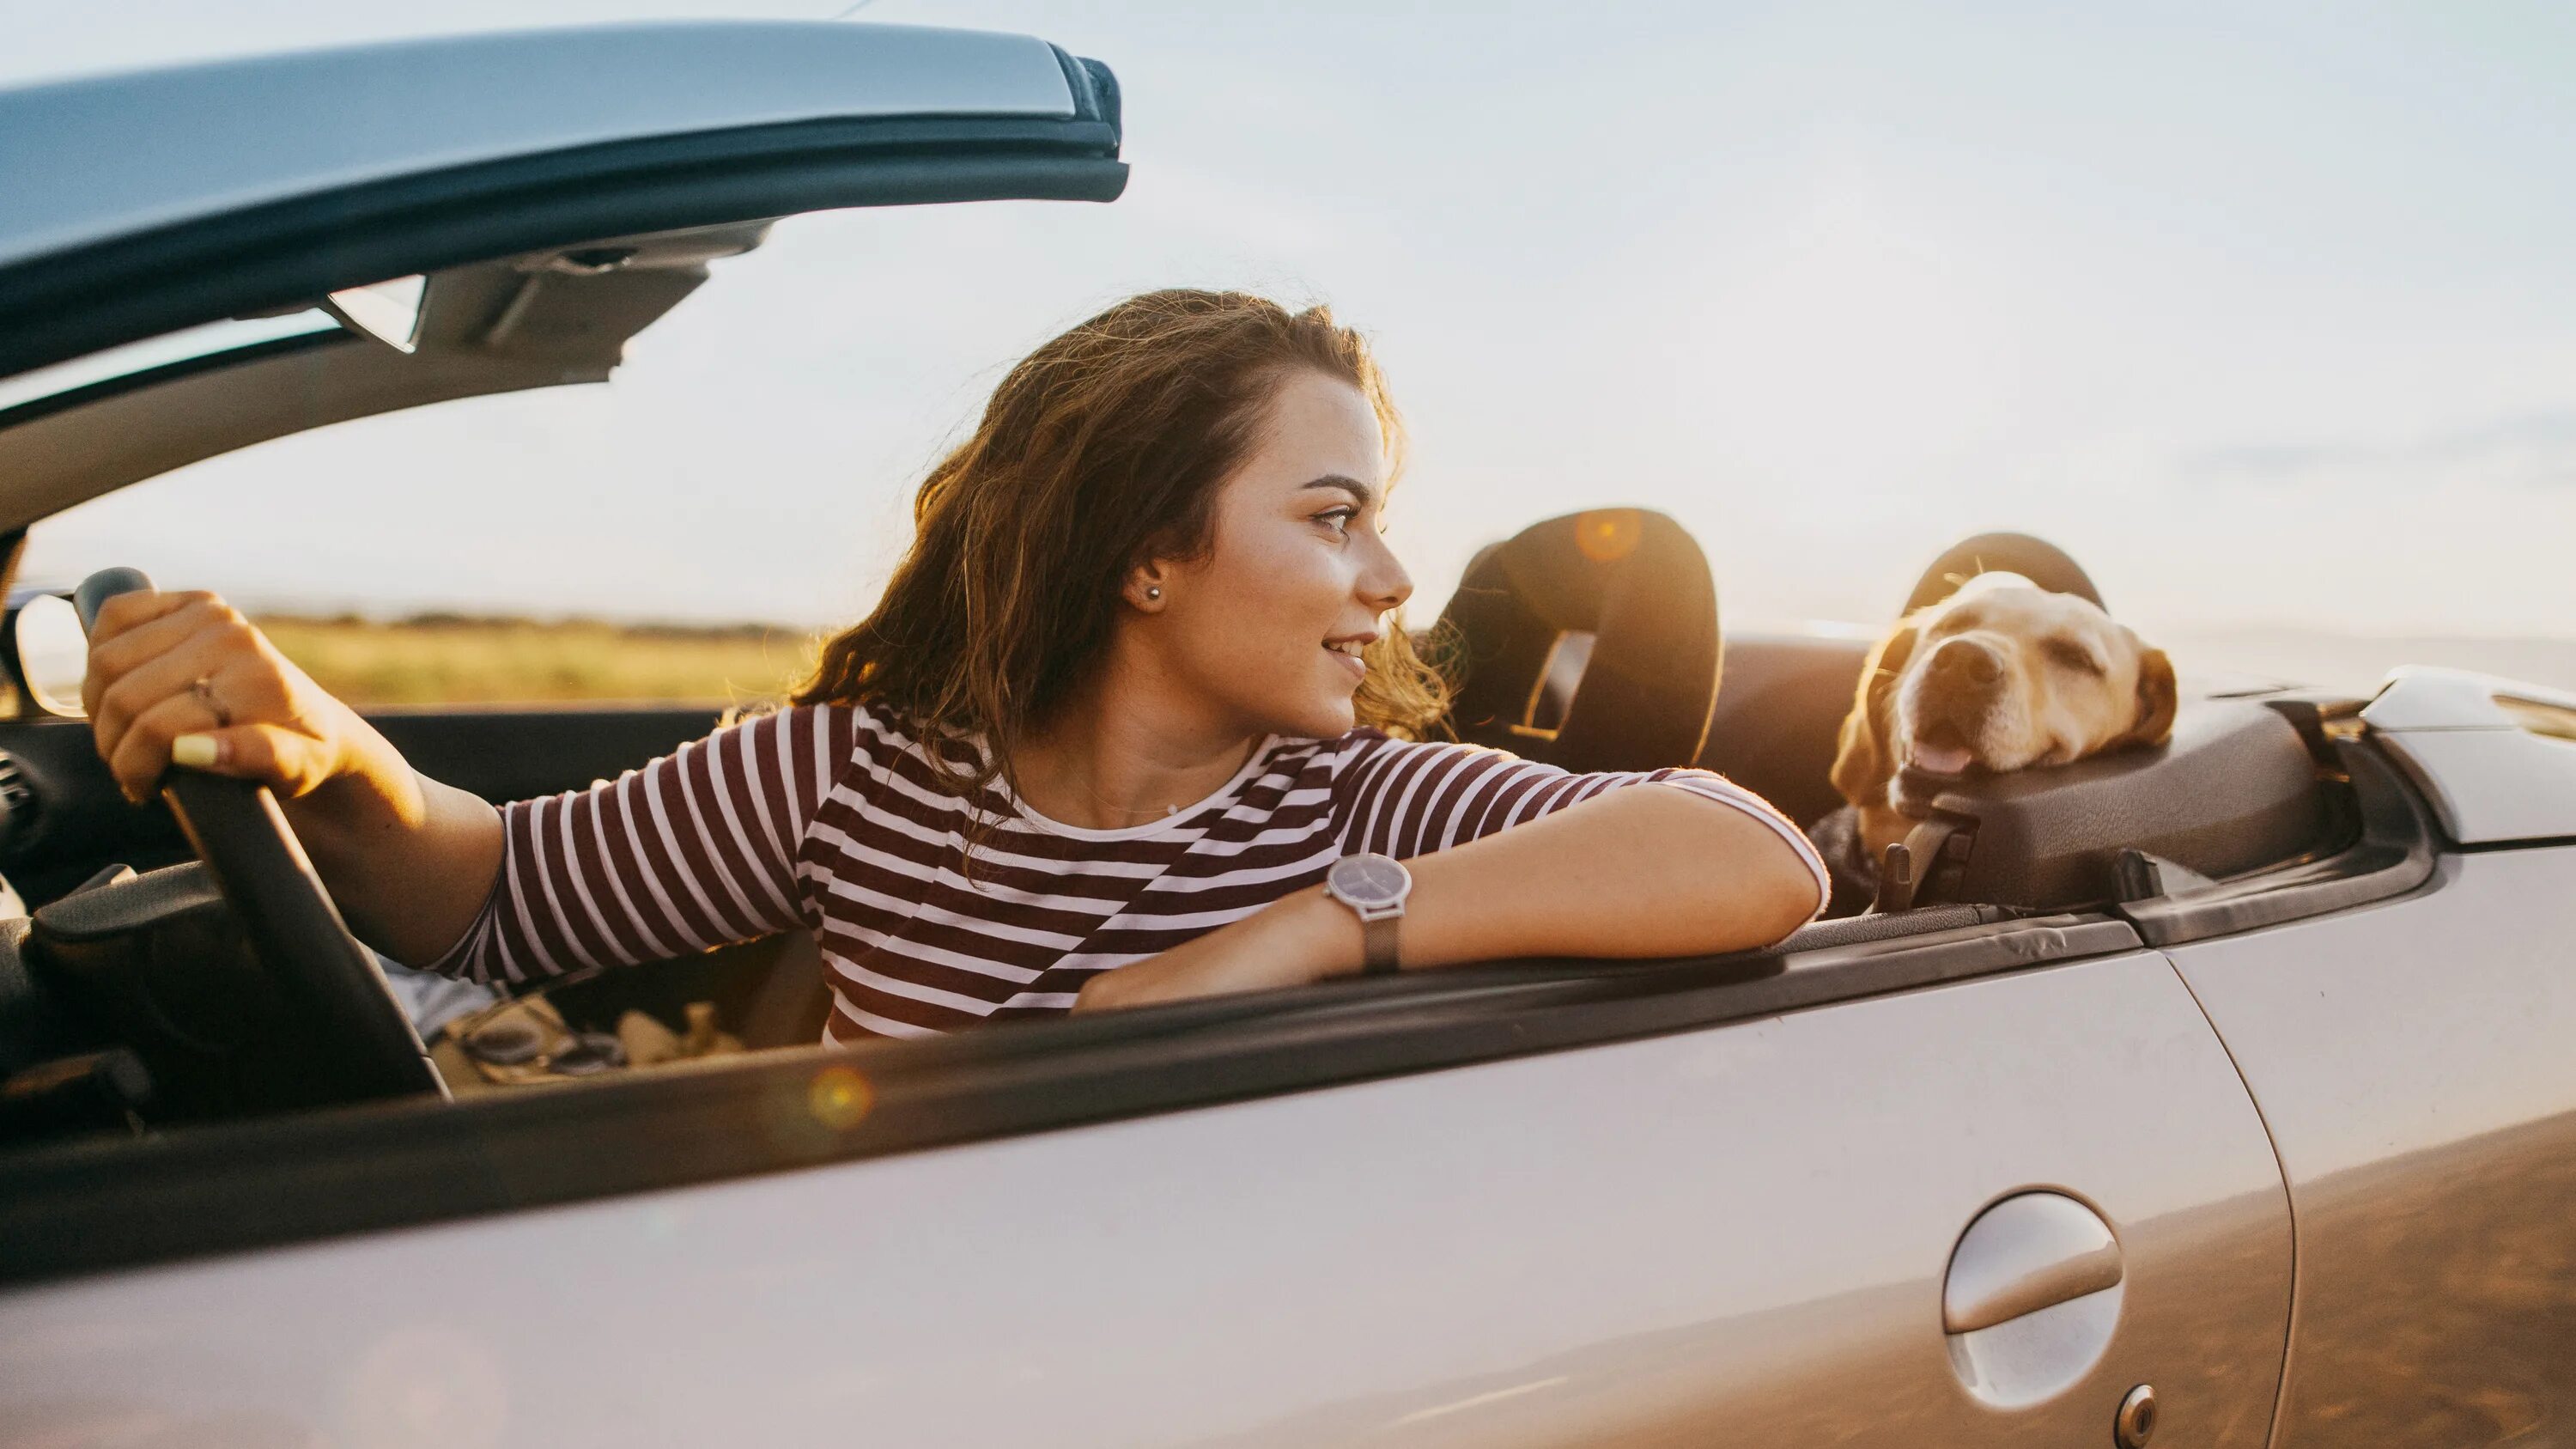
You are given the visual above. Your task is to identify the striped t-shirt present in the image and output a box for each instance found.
[427,704,1829,1043]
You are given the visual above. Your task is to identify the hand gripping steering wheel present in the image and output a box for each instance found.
[76,569,444,1105]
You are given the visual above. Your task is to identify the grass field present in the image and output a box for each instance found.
[253,614,818,707]
[248,613,2576,711]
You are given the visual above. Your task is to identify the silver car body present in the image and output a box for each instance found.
[3,23,2574,1447]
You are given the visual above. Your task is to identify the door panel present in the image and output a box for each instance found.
[0,950,2288,1446]
[2169,846,2576,1445]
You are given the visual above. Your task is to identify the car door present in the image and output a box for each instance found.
[2166,679,2576,1444]
[3,914,2291,1445]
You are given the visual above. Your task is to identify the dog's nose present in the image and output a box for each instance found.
[1928,637,2003,687]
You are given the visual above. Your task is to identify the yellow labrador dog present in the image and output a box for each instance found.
[1830,572,2178,867]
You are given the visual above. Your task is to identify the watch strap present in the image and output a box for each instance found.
[1361,913,1400,975]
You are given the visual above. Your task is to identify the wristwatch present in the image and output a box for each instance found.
[1324,852,1413,976]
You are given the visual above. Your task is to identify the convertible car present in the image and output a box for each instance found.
[3,21,2574,1448]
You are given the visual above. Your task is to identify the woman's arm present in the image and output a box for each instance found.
[289,772,507,969]
[82,588,844,978]
[1073,779,1824,1012]
[82,588,504,964]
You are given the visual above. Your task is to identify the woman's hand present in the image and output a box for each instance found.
[82,589,386,805]
[77,587,504,965]
[1072,887,1364,1014]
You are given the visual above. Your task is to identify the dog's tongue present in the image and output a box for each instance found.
[1909,740,1975,776]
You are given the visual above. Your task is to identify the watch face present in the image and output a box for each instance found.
[1329,853,1410,907]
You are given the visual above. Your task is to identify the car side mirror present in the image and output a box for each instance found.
[321,275,426,354]
[9,593,91,718]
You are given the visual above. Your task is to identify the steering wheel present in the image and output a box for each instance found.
[74,569,443,1105]
[1435,508,1721,774]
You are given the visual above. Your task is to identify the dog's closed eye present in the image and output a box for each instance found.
[2044,636,2104,675]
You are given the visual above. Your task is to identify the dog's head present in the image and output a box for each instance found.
[1831,574,2177,822]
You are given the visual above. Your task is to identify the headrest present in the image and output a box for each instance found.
[1902,532,2106,616]
[1436,508,1718,774]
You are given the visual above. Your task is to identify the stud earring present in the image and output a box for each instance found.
[1145,586,1162,601]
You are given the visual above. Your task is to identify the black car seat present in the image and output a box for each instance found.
[1434,508,1720,774]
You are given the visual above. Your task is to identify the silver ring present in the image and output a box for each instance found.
[190,676,233,728]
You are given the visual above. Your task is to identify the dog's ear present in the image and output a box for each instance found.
[2127,647,2178,747]
[1830,617,1921,809]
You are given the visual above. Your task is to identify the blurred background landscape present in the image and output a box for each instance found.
[249,613,2576,709]
[248,614,813,706]
[9,2,2572,705]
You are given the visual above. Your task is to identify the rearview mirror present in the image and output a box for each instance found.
[13,594,91,718]
[322,274,426,353]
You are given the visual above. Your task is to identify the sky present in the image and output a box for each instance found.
[6,1,2573,679]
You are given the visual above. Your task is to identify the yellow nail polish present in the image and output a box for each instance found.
[171,734,220,769]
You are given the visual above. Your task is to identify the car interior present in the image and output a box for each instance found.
[0,512,2391,1137]
[0,222,2419,1172]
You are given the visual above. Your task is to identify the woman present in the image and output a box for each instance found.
[81,290,1826,1042]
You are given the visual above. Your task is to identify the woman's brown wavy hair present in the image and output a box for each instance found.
[793,289,1450,806]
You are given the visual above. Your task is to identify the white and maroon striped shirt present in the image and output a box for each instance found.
[427,705,1828,1043]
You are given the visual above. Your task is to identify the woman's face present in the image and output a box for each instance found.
[1145,369,1414,740]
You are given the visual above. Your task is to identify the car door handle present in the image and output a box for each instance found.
[1943,1191,2124,1333]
